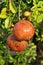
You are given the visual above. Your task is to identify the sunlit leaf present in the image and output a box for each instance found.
[0,14,7,19]
[5,17,10,28]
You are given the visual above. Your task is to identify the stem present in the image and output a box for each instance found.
[9,0,12,2]
[18,0,22,21]
[18,4,20,21]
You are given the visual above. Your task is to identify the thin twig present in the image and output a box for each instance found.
[9,0,12,2]
[18,0,22,21]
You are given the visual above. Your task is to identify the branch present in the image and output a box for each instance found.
[18,0,22,21]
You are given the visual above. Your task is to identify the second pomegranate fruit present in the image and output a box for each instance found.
[7,34,27,52]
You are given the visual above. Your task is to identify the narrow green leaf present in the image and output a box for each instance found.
[5,17,10,28]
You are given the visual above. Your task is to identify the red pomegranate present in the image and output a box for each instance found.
[7,34,27,52]
[13,20,35,41]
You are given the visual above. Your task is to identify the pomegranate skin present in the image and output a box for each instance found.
[7,34,27,52]
[13,20,35,41]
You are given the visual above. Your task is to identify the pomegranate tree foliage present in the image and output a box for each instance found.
[0,0,43,65]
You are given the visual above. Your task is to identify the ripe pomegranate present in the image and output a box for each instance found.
[13,20,35,41]
[7,34,27,52]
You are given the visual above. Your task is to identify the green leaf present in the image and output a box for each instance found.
[0,14,7,19]
[9,2,17,14]
[4,0,9,6]
[33,0,39,5]
[38,1,43,7]
[0,50,3,54]
[1,7,7,13]
[26,0,32,4]
[21,1,27,10]
[9,56,14,63]
[38,7,43,11]
[12,2,17,13]
[28,58,32,63]
[37,14,43,23]
[0,56,5,65]
[5,17,10,28]
[0,7,7,19]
